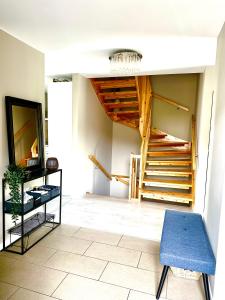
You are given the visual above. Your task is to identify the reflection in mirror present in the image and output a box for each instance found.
[12,106,39,167]
[5,96,44,171]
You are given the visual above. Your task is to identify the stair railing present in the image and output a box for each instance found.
[191,115,196,204]
[88,155,112,180]
[89,155,129,185]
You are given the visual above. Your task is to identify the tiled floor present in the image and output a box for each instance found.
[0,196,205,300]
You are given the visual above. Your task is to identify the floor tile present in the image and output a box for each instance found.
[53,273,129,300]
[167,275,205,300]
[7,226,52,252]
[9,288,55,300]
[0,281,18,300]
[73,227,122,245]
[0,256,66,295]
[138,252,163,272]
[1,246,56,265]
[85,242,141,267]
[100,262,166,296]
[128,290,167,300]
[45,250,107,279]
[118,236,160,254]
[39,233,92,254]
[50,224,80,237]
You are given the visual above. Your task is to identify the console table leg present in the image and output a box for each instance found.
[202,273,210,300]
[156,265,169,299]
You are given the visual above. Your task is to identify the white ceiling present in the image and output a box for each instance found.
[0,0,225,77]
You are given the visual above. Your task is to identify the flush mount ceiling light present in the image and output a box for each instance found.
[109,50,142,74]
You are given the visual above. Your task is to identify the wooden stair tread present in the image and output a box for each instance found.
[150,133,167,139]
[147,151,191,156]
[93,79,136,89]
[108,110,139,115]
[143,178,192,185]
[104,101,138,109]
[147,160,192,166]
[140,189,192,199]
[149,141,189,147]
[144,170,192,177]
[145,168,192,173]
[99,91,137,99]
[142,178,192,189]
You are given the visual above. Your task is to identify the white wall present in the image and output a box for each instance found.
[72,74,113,197]
[0,30,44,246]
[48,82,73,195]
[195,23,225,297]
[110,123,141,198]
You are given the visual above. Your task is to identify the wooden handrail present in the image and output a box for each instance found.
[88,155,112,180]
[191,115,196,205]
[191,116,196,171]
[111,174,129,179]
[153,93,189,112]
[14,120,34,142]
[88,156,130,185]
[114,176,129,185]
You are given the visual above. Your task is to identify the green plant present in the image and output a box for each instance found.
[4,164,27,225]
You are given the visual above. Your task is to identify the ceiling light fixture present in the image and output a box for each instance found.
[109,50,142,74]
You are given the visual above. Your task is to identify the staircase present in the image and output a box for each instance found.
[140,129,194,204]
[91,77,140,129]
[91,75,196,205]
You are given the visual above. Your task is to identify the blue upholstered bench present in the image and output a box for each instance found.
[156,210,216,300]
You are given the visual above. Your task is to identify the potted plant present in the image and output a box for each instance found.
[4,164,27,225]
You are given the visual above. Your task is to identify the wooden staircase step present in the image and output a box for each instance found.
[145,169,192,177]
[99,91,137,99]
[146,160,192,166]
[147,151,191,157]
[94,79,136,89]
[149,141,189,147]
[104,101,138,109]
[140,189,192,203]
[108,110,139,115]
[150,133,167,139]
[142,178,192,189]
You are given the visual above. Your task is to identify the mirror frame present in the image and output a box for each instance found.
[5,96,44,172]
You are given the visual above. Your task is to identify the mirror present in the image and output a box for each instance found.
[5,96,44,171]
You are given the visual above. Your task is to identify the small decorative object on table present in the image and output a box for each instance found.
[46,157,59,171]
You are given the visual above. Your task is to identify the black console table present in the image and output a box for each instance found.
[2,168,62,254]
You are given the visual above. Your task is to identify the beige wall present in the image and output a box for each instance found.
[151,74,198,141]
[196,23,225,297]
[72,74,113,197]
[110,123,141,198]
[0,30,45,246]
[195,68,216,213]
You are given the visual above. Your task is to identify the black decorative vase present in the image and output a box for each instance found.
[46,157,59,171]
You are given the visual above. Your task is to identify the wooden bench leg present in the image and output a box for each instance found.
[156,265,169,299]
[202,273,210,300]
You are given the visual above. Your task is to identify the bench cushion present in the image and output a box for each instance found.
[160,210,216,275]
